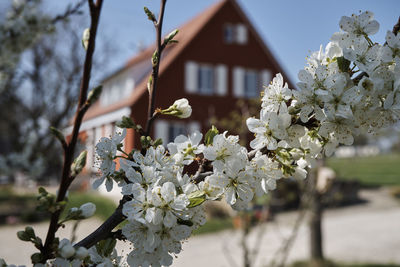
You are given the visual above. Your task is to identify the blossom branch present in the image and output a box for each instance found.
[74,0,172,251]
[40,0,103,262]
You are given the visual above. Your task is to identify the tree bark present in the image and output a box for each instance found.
[309,166,324,266]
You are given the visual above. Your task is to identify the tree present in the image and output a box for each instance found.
[1,1,400,266]
[0,0,114,182]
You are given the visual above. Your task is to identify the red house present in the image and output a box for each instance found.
[75,0,292,171]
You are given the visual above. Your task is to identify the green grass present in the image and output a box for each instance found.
[326,154,400,187]
[192,218,233,235]
[0,187,117,224]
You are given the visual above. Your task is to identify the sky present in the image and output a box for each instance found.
[45,0,400,83]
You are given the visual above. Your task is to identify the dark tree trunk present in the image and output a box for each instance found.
[309,167,324,267]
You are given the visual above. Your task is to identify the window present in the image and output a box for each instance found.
[185,62,225,96]
[198,65,214,95]
[154,120,201,144]
[223,23,248,45]
[167,123,186,143]
[224,24,234,44]
[233,67,269,99]
[244,70,258,98]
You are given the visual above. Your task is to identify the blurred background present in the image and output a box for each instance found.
[0,0,400,266]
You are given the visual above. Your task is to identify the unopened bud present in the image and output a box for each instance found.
[71,151,87,177]
[82,28,90,50]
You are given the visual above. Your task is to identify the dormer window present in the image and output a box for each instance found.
[223,23,248,45]
[224,24,235,44]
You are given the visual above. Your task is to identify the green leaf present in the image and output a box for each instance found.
[163,29,179,45]
[49,126,65,144]
[204,125,219,146]
[31,253,43,264]
[143,7,156,22]
[17,230,31,241]
[337,56,351,73]
[152,50,159,66]
[38,187,48,195]
[25,226,35,238]
[116,116,135,129]
[152,138,163,147]
[71,150,87,177]
[87,85,102,105]
[187,190,206,208]
[96,238,117,257]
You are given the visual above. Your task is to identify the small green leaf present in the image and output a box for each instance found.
[87,85,102,105]
[152,138,163,147]
[116,116,135,129]
[143,7,156,22]
[71,150,87,177]
[147,75,153,93]
[187,190,206,208]
[38,187,47,195]
[25,226,35,238]
[17,231,31,241]
[31,253,43,264]
[152,50,159,66]
[50,126,65,144]
[96,238,117,257]
[204,125,219,146]
[337,56,351,73]
[163,29,179,45]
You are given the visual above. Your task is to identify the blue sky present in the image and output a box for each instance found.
[47,0,400,83]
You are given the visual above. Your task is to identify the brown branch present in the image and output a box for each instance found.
[144,0,168,137]
[75,197,128,248]
[40,0,103,262]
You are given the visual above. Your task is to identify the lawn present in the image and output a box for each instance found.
[192,217,233,235]
[326,154,400,187]
[0,187,117,224]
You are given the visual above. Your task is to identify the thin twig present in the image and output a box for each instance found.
[144,0,168,137]
[40,0,103,262]
[51,0,86,24]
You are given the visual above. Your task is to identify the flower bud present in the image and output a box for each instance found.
[79,202,96,218]
[75,247,88,260]
[161,98,192,118]
[59,239,75,259]
[82,28,90,50]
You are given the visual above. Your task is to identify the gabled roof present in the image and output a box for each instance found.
[83,0,293,121]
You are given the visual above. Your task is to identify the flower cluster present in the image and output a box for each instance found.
[51,11,400,267]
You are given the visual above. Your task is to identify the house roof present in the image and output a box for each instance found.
[82,0,293,122]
